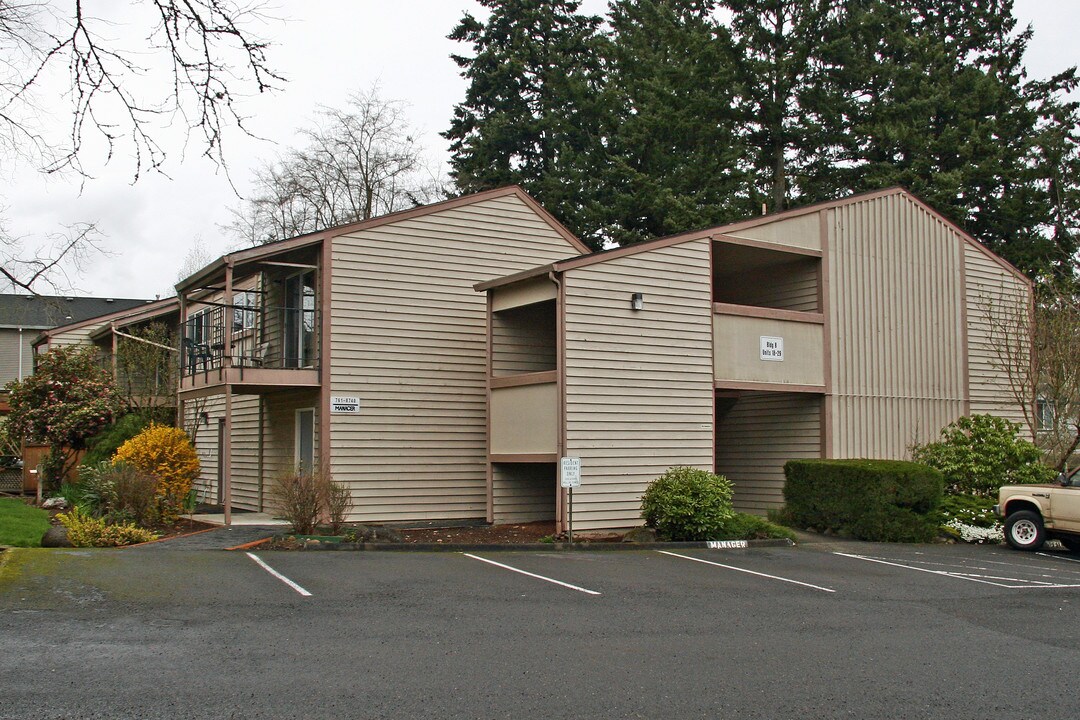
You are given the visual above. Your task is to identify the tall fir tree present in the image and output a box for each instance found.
[804,0,1079,277]
[719,0,840,213]
[597,0,749,245]
[443,0,604,247]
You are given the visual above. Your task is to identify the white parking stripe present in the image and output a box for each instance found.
[1037,552,1080,565]
[659,551,835,593]
[834,552,1080,589]
[463,554,601,596]
[833,552,1013,587]
[246,553,312,597]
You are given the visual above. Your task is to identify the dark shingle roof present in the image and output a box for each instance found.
[0,294,153,329]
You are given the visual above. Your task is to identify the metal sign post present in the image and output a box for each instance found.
[560,457,581,543]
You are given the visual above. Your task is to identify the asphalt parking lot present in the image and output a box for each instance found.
[2,541,1078,719]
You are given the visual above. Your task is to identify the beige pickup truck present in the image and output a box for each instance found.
[996,470,1080,551]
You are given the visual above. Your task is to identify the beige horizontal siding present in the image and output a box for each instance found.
[827,194,967,457]
[716,392,822,514]
[0,328,35,386]
[564,238,715,531]
[329,193,582,523]
[186,394,223,503]
[964,243,1031,433]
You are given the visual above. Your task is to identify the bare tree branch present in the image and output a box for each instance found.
[226,86,445,245]
[0,220,105,294]
[0,0,283,181]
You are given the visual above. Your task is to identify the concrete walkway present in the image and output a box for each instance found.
[130,524,282,551]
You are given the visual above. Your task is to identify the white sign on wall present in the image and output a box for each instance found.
[760,336,784,362]
[330,396,361,414]
[560,456,582,488]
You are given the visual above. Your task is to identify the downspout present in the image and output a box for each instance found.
[17,327,22,380]
[548,270,567,533]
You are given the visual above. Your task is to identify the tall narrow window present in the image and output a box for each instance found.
[296,408,315,473]
[284,270,316,368]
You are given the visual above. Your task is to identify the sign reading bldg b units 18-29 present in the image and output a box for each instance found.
[760,336,784,362]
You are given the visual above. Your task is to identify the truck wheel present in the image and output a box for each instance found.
[1005,510,1045,551]
[1060,537,1080,553]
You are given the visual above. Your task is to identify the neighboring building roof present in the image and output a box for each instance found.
[176,185,592,292]
[33,296,177,348]
[0,294,153,330]
[475,187,1031,291]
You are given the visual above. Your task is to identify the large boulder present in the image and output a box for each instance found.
[41,526,73,548]
[41,497,68,510]
[622,526,658,543]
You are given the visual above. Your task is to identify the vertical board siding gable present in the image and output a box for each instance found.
[827,194,968,458]
[964,244,1031,432]
[329,193,583,523]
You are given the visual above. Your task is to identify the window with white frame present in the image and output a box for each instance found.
[233,291,256,333]
[1037,397,1056,431]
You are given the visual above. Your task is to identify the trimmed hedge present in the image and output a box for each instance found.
[783,459,944,542]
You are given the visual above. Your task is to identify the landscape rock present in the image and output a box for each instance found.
[621,527,658,543]
[41,526,73,548]
[41,497,68,510]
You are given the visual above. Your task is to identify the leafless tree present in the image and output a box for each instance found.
[0,0,282,181]
[984,280,1080,470]
[0,220,105,293]
[228,87,444,245]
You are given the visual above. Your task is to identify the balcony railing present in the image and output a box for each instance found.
[181,303,319,377]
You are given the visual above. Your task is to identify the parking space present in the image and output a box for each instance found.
[239,542,1080,604]
[4,543,1080,718]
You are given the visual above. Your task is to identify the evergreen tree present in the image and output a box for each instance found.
[805,0,1078,277]
[598,0,749,245]
[443,0,604,246]
[720,0,840,213]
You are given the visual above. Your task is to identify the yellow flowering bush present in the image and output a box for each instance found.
[58,507,158,547]
[113,424,200,522]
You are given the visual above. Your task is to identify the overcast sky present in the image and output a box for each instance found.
[3,0,1077,300]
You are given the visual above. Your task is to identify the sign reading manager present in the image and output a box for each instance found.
[330,396,361,414]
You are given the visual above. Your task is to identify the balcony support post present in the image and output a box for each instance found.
[223,261,234,526]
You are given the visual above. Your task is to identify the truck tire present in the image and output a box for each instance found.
[1005,510,1045,551]
[1060,537,1080,553]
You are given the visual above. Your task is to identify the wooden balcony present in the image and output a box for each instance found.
[713,303,825,393]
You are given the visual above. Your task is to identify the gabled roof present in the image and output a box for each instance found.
[475,187,1031,291]
[177,186,591,293]
[0,294,153,330]
[33,297,177,347]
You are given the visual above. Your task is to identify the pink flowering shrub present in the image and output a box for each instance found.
[4,346,123,486]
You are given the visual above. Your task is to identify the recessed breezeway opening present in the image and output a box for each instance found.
[492,462,556,524]
[712,243,821,312]
[491,300,557,376]
[715,391,823,514]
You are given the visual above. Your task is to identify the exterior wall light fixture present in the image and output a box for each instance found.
[631,292,644,311]
[200,411,210,426]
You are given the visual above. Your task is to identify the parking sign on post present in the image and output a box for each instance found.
[561,457,581,542]
[560,457,581,488]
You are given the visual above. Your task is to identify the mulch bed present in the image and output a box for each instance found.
[398,521,560,545]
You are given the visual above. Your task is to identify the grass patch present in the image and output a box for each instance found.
[0,499,51,547]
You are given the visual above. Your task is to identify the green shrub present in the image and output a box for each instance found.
[938,493,999,529]
[640,466,734,541]
[713,512,797,541]
[783,459,944,542]
[82,414,153,468]
[75,462,119,517]
[911,414,1055,497]
[57,506,158,547]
